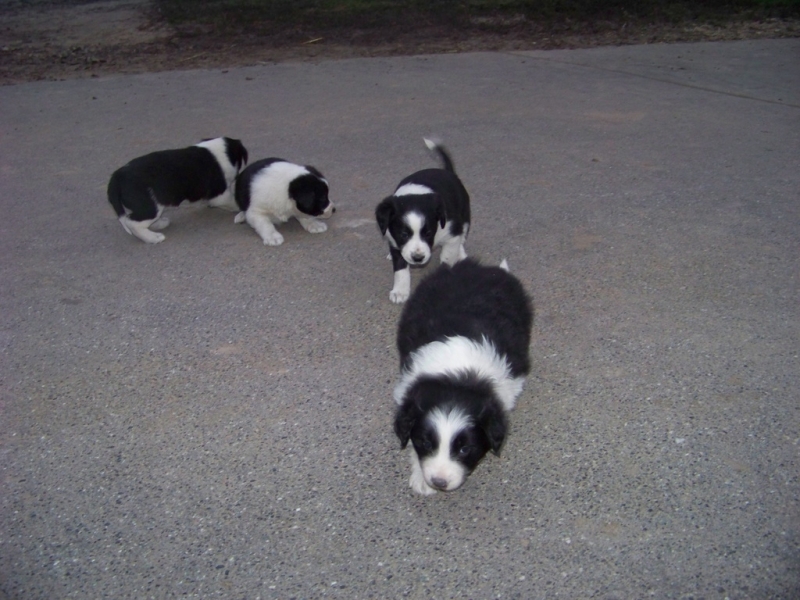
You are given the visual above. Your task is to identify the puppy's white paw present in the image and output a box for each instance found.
[234,211,247,224]
[410,471,438,496]
[303,220,328,234]
[150,217,170,231]
[208,191,237,211]
[144,232,166,244]
[389,289,409,304]
[262,231,285,246]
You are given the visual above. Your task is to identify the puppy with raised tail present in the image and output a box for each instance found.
[375,138,470,303]
[107,137,248,243]
[234,158,335,246]
[393,258,533,495]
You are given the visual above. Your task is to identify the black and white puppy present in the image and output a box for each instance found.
[107,137,248,243]
[234,158,335,246]
[375,138,470,303]
[393,259,533,495]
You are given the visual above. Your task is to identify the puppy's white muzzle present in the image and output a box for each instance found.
[321,203,335,219]
[401,242,431,266]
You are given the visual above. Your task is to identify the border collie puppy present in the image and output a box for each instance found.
[393,259,533,495]
[375,138,470,303]
[107,137,248,243]
[234,158,335,246]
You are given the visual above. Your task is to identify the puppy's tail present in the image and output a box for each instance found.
[107,170,126,217]
[499,259,510,272]
[423,137,456,174]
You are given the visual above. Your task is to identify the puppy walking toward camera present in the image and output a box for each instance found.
[393,258,534,495]
[375,138,470,303]
[107,137,248,243]
[234,158,334,246]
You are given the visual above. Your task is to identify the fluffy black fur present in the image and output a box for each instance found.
[375,139,471,303]
[107,138,248,222]
[392,259,534,493]
[397,260,533,375]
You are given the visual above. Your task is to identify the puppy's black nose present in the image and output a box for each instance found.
[332,207,336,213]
[431,477,448,490]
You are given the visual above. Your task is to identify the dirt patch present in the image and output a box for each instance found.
[1,0,798,85]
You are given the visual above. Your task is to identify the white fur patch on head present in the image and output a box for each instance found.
[394,336,525,411]
[395,183,434,197]
[400,211,431,265]
[418,406,471,492]
[248,161,312,221]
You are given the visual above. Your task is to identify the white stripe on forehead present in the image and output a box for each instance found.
[395,183,434,196]
[403,211,425,232]
[427,407,472,447]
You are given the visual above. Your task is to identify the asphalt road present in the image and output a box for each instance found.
[1,39,798,599]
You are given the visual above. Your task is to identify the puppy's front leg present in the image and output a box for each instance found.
[119,216,166,244]
[297,215,328,234]
[246,211,284,246]
[389,247,410,304]
[409,451,437,496]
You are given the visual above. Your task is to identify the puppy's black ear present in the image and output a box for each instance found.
[290,175,327,215]
[294,191,315,214]
[375,198,395,235]
[393,401,422,448]
[226,138,248,170]
[478,402,508,455]
[435,198,446,229]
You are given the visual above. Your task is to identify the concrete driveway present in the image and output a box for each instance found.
[1,39,798,599]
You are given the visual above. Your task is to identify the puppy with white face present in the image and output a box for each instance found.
[234,158,335,246]
[107,137,248,243]
[375,138,470,303]
[393,259,534,495]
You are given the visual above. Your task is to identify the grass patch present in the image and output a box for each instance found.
[155,0,800,31]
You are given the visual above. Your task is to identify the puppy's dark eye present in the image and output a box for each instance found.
[414,437,433,452]
[458,445,472,456]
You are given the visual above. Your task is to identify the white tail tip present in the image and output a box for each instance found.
[499,259,510,272]
[423,137,440,151]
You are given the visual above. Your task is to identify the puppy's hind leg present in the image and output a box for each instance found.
[440,235,466,266]
[150,216,170,231]
[457,223,470,261]
[208,189,238,211]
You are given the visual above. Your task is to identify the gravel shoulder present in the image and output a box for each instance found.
[1,0,798,85]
